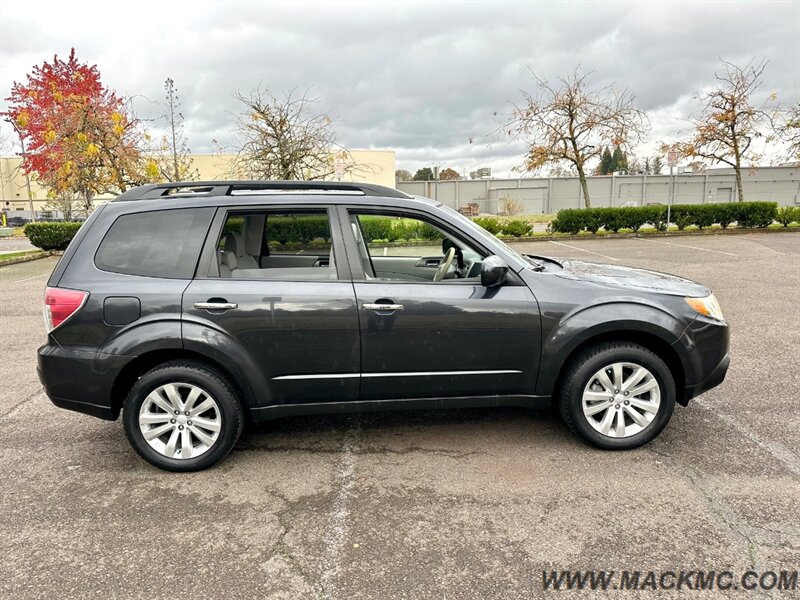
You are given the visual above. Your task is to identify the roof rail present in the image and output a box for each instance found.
[113,180,412,201]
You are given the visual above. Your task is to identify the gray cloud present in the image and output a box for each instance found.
[1,0,797,177]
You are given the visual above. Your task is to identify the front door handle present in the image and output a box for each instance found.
[194,301,238,310]
[363,303,404,311]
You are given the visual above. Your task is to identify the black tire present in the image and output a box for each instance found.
[123,360,243,472]
[559,342,675,450]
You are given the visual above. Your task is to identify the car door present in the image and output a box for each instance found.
[182,205,360,407]
[339,206,541,401]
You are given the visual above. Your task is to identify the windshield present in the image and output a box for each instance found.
[439,204,531,271]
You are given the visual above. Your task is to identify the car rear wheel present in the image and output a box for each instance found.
[559,342,675,450]
[123,360,243,471]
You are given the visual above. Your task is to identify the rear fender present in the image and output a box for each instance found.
[181,321,270,410]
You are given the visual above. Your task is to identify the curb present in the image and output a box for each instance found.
[0,251,53,267]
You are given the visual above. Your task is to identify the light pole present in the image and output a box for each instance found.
[9,122,36,222]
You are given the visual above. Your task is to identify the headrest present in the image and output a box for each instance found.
[224,232,241,257]
[221,251,237,270]
[243,215,265,256]
[351,222,362,243]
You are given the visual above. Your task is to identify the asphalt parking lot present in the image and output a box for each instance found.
[1,232,798,599]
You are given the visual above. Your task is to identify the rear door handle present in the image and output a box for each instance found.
[363,303,404,311]
[194,301,238,310]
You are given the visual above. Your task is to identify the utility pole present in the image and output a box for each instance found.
[666,165,673,232]
[665,148,681,233]
[15,128,36,222]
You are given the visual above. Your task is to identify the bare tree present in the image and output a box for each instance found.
[650,155,664,175]
[157,78,197,181]
[231,87,355,180]
[506,68,649,207]
[43,192,83,221]
[776,102,800,164]
[668,59,774,202]
[548,164,577,177]
[395,169,412,182]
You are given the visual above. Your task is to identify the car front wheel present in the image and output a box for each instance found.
[123,360,243,471]
[559,342,676,450]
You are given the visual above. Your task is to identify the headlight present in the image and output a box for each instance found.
[685,294,725,322]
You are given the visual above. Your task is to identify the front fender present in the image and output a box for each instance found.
[535,299,692,396]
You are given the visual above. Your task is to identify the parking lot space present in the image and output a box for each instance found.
[1,234,799,599]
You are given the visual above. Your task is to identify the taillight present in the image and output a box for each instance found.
[44,287,89,332]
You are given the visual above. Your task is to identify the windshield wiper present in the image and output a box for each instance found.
[524,256,546,271]
[523,254,562,271]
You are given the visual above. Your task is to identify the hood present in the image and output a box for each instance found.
[553,259,710,297]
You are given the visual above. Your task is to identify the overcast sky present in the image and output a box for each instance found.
[1,0,798,177]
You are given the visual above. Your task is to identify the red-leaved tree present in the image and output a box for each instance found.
[2,49,156,212]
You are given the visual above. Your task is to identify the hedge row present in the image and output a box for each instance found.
[551,202,780,234]
[358,216,441,242]
[473,217,534,237]
[24,221,83,250]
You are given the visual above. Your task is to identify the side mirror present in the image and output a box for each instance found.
[481,255,509,287]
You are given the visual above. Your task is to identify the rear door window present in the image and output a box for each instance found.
[214,210,337,279]
[95,208,214,278]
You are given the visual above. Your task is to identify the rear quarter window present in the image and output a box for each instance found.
[95,208,214,278]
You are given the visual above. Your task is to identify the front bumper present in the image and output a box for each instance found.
[38,343,130,420]
[673,316,730,405]
[684,352,730,402]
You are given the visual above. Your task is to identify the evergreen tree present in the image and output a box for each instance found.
[611,145,628,173]
[599,147,613,174]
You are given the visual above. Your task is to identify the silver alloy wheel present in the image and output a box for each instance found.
[138,382,222,459]
[581,362,661,438]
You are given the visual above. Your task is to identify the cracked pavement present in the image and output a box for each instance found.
[1,233,798,598]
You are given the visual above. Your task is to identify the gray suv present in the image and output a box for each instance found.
[38,181,730,471]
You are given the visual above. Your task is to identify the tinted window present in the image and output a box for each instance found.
[215,210,336,280]
[96,208,214,278]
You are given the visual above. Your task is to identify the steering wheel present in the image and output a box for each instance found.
[433,247,456,282]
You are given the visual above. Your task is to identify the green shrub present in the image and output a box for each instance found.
[776,206,800,227]
[713,203,738,229]
[501,219,533,237]
[643,205,668,231]
[391,220,415,241]
[692,205,717,229]
[551,209,585,234]
[24,221,83,250]
[266,215,330,244]
[735,201,777,228]
[472,217,501,235]
[619,206,649,232]
[417,222,441,240]
[358,216,393,242]
[669,205,695,230]
[599,207,627,233]
[394,219,440,241]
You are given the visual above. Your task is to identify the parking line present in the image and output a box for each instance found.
[635,237,737,256]
[320,427,359,599]
[13,274,49,283]
[548,240,620,262]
